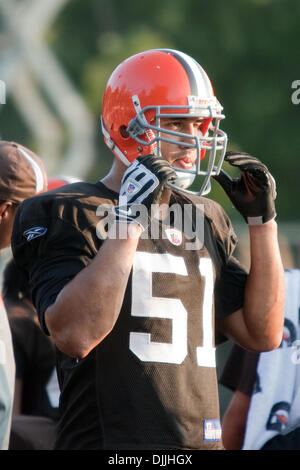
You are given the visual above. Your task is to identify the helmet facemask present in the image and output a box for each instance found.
[125,94,227,196]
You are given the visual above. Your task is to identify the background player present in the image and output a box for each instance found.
[0,141,47,449]
[220,269,300,450]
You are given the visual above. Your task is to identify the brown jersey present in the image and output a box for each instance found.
[11,181,247,450]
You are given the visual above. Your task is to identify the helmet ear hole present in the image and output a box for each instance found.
[120,125,130,139]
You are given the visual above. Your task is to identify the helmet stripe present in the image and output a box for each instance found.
[158,49,212,97]
[158,48,198,95]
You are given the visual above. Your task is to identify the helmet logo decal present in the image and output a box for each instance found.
[266,401,291,432]
[279,318,297,347]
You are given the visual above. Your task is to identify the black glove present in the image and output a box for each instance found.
[212,151,277,225]
[114,154,176,230]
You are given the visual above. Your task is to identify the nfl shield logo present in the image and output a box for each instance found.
[165,228,182,246]
[127,182,136,193]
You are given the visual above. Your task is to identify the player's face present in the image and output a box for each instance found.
[0,203,16,250]
[159,117,204,170]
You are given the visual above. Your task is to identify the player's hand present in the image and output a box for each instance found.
[212,151,277,225]
[114,154,176,230]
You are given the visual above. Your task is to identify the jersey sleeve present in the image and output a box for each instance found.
[11,200,97,335]
[214,255,248,319]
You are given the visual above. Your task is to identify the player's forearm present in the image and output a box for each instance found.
[45,223,143,358]
[243,219,285,349]
[221,391,250,450]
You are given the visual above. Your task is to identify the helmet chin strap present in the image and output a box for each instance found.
[167,165,212,196]
[173,170,196,190]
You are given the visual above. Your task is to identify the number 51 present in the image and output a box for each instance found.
[129,252,215,367]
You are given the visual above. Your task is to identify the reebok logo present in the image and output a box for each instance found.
[23,226,47,241]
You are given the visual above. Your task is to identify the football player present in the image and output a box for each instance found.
[0,141,47,449]
[11,49,285,450]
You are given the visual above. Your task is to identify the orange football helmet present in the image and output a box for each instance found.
[101,49,227,195]
[47,176,81,191]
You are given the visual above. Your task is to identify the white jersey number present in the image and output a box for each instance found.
[129,252,215,367]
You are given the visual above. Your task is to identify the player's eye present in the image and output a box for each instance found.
[163,120,182,131]
[195,119,204,128]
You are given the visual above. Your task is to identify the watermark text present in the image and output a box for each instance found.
[0,80,6,104]
[96,202,205,251]
[291,80,300,105]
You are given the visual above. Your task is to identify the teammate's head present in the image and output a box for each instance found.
[47,175,81,191]
[0,141,47,249]
[101,49,227,195]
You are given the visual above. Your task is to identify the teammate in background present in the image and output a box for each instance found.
[2,257,60,450]
[4,176,77,450]
[2,258,58,419]
[220,269,300,450]
[0,141,47,449]
[11,49,285,450]
[47,175,81,191]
